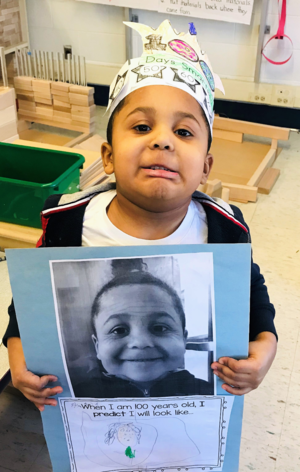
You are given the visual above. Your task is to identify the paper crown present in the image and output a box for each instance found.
[107,20,225,137]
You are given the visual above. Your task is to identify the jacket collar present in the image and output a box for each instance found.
[41,182,249,246]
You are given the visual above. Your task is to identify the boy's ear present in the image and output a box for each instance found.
[200,153,213,185]
[101,142,114,175]
[92,334,99,355]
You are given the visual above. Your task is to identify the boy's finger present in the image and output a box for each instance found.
[221,384,252,396]
[25,386,63,399]
[214,357,252,374]
[213,365,250,383]
[213,370,249,389]
[40,375,59,388]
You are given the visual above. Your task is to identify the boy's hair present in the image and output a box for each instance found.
[106,96,212,153]
[105,423,142,445]
[91,258,186,333]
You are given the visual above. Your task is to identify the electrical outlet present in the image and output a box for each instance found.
[271,85,295,107]
[64,45,72,60]
[248,93,271,104]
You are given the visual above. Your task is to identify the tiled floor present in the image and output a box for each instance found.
[0,112,299,471]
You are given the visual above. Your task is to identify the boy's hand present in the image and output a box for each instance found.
[211,332,277,396]
[7,337,63,412]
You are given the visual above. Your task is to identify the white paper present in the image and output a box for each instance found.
[76,0,254,25]
[60,395,234,471]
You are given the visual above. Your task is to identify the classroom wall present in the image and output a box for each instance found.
[26,0,300,99]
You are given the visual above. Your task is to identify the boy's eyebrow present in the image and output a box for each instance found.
[102,312,179,326]
[126,108,201,128]
[126,106,155,119]
[174,111,201,128]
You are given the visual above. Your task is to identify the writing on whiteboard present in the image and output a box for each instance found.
[76,0,254,25]
[159,0,253,25]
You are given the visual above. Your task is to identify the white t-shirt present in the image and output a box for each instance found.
[82,189,208,247]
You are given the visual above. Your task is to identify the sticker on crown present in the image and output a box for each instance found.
[109,71,128,101]
[200,61,215,92]
[132,64,166,83]
[168,39,199,62]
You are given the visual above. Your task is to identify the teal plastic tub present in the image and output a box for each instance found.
[0,142,85,228]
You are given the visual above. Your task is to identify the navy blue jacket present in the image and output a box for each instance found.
[3,182,276,345]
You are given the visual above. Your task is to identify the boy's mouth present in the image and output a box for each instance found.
[120,357,163,362]
[142,164,179,179]
[148,166,176,172]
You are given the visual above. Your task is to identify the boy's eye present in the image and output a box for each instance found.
[134,124,151,132]
[110,325,129,336]
[152,324,170,334]
[175,129,192,137]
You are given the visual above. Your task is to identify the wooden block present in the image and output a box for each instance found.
[18,114,94,133]
[53,110,72,121]
[0,87,15,110]
[14,82,33,92]
[14,76,32,91]
[51,90,69,99]
[16,93,35,102]
[73,134,105,151]
[221,187,230,203]
[247,148,277,187]
[213,129,243,143]
[53,105,71,113]
[52,93,70,103]
[0,221,42,250]
[34,95,53,106]
[53,98,71,109]
[205,179,223,198]
[34,89,52,99]
[0,104,16,124]
[36,105,53,118]
[71,113,96,124]
[257,168,280,195]
[51,81,70,93]
[71,104,96,117]
[32,79,51,91]
[214,116,290,141]
[69,93,94,107]
[18,110,38,120]
[15,89,34,98]
[18,100,36,112]
[71,119,93,131]
[69,84,94,96]
[0,120,18,141]
[222,183,257,203]
[65,132,94,148]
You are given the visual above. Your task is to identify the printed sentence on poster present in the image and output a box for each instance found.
[73,399,206,418]
[76,0,254,25]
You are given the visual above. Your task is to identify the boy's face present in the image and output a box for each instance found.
[102,85,213,213]
[92,283,187,385]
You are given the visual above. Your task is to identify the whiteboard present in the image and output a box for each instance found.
[76,0,255,25]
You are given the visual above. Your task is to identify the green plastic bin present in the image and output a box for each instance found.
[0,142,85,228]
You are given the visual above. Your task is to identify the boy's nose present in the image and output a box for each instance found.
[150,130,175,152]
[127,330,155,349]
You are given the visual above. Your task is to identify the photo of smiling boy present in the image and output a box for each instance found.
[51,256,215,398]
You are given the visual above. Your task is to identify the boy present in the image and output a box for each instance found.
[74,257,213,398]
[4,20,277,411]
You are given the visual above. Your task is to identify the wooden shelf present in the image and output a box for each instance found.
[4,42,29,56]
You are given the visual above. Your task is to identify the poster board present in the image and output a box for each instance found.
[76,0,255,25]
[6,244,251,472]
